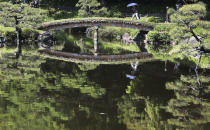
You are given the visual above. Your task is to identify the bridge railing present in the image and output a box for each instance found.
[122,13,165,18]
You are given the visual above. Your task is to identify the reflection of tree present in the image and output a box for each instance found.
[117,74,173,130]
[117,95,171,130]
[0,53,110,129]
[166,74,210,129]
[117,95,143,130]
[0,53,66,129]
[40,59,105,98]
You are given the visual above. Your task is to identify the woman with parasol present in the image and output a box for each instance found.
[127,3,139,20]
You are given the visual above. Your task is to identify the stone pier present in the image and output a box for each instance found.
[94,26,99,56]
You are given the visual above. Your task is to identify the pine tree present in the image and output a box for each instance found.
[0,2,47,28]
[76,0,108,17]
[169,2,210,44]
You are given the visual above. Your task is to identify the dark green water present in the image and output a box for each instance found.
[0,53,210,130]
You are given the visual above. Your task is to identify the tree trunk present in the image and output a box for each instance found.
[15,27,22,58]
[195,54,202,70]
[190,27,202,44]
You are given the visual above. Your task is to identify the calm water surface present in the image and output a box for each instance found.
[0,53,210,130]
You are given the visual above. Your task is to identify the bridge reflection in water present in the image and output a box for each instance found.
[39,49,153,64]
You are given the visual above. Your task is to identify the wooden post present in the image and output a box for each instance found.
[94,26,99,56]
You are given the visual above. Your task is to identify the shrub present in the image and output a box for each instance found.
[0,26,16,46]
[147,16,163,23]
[98,27,139,42]
[146,31,171,43]
[146,43,172,58]
[107,6,123,17]
[146,24,174,58]
[146,24,173,43]
[0,2,47,28]
[0,26,42,47]
[99,28,118,42]
[22,28,40,41]
[51,11,77,20]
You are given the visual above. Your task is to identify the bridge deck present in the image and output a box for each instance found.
[38,17,155,31]
[39,49,153,64]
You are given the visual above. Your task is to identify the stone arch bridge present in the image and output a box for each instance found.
[38,18,155,31]
[38,18,155,62]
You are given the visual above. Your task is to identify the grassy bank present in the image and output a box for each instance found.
[53,30,140,55]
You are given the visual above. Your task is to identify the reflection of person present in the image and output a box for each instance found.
[126,61,139,80]
[164,60,167,72]
[174,62,180,73]
[131,6,139,20]
[131,61,139,72]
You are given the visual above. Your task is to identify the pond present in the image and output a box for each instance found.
[0,28,210,130]
[0,51,210,130]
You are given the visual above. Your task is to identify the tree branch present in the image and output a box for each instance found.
[189,26,202,44]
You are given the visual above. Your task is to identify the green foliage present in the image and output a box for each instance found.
[0,26,42,48]
[107,6,122,17]
[99,27,116,42]
[147,16,163,23]
[22,27,40,41]
[50,10,78,20]
[98,41,140,54]
[117,73,174,130]
[167,8,176,16]
[0,51,109,129]
[54,30,140,55]
[146,31,171,43]
[98,26,139,42]
[192,20,210,39]
[171,2,206,24]
[77,63,98,71]
[0,2,47,28]
[169,2,209,42]
[40,0,78,7]
[146,2,210,68]
[0,26,16,44]
[76,0,108,17]
[146,24,173,58]
[169,26,191,44]
[166,74,210,129]
[146,24,173,43]
[146,43,172,59]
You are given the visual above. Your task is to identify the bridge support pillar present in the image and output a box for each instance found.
[135,30,148,52]
[94,26,99,56]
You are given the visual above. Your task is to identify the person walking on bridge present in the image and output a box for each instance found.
[127,3,140,20]
[131,6,139,20]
